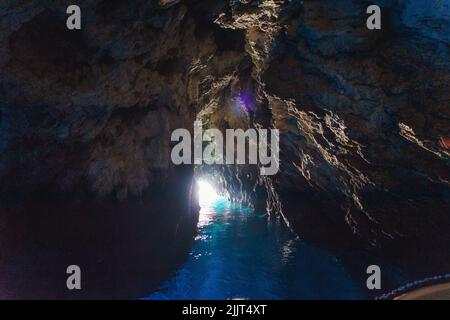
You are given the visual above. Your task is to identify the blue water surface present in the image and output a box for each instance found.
[144,198,377,300]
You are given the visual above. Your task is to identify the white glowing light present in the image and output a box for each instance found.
[197,180,218,206]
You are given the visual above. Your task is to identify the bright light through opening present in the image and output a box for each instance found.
[197,180,219,206]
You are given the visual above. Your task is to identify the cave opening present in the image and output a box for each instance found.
[196,179,220,207]
[1,0,449,301]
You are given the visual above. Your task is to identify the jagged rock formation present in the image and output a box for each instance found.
[200,0,450,256]
[0,0,449,298]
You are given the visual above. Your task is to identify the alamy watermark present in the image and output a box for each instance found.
[366,265,382,290]
[66,265,81,290]
[171,121,280,176]
[65,4,380,31]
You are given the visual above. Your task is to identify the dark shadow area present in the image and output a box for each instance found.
[0,167,199,299]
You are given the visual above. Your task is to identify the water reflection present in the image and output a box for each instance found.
[146,198,369,300]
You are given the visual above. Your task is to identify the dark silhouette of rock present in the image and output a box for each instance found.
[0,0,449,298]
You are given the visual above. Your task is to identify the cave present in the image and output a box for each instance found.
[0,0,449,300]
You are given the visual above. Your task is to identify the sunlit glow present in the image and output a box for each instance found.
[197,180,219,206]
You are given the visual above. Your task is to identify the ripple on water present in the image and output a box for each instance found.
[146,198,371,300]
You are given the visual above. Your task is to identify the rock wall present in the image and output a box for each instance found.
[198,0,450,276]
[1,0,449,297]
[261,0,450,250]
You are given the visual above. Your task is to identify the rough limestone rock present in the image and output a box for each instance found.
[0,0,449,298]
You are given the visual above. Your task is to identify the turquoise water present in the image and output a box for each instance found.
[146,198,368,300]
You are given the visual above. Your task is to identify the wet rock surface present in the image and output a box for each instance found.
[0,0,449,298]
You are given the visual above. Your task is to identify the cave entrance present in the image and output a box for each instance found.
[196,179,219,207]
[193,175,227,229]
